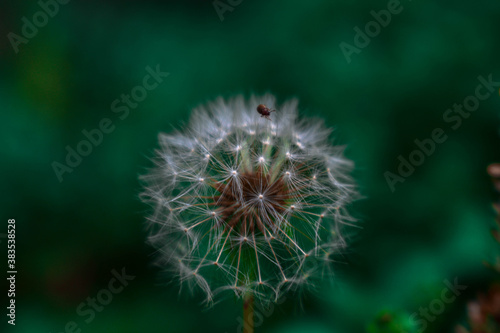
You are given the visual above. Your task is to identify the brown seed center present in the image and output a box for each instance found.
[213,172,288,234]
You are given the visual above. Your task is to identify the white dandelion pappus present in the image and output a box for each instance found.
[140,94,358,306]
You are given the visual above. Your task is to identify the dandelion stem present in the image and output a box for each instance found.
[243,293,254,333]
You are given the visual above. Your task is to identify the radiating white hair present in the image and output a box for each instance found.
[140,94,358,306]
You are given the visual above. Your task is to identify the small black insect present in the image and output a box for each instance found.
[256,104,276,121]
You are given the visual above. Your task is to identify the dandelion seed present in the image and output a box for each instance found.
[140,94,358,306]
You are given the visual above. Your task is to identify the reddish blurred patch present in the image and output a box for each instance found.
[45,258,96,306]
[488,164,500,193]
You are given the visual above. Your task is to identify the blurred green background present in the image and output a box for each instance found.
[1,0,500,332]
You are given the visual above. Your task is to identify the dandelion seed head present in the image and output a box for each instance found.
[140,94,358,306]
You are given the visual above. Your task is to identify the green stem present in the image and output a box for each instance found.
[243,293,254,333]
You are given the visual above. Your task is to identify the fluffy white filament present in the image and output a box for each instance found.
[140,94,358,306]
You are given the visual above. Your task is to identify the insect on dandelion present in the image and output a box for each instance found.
[256,104,276,120]
[140,94,358,331]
